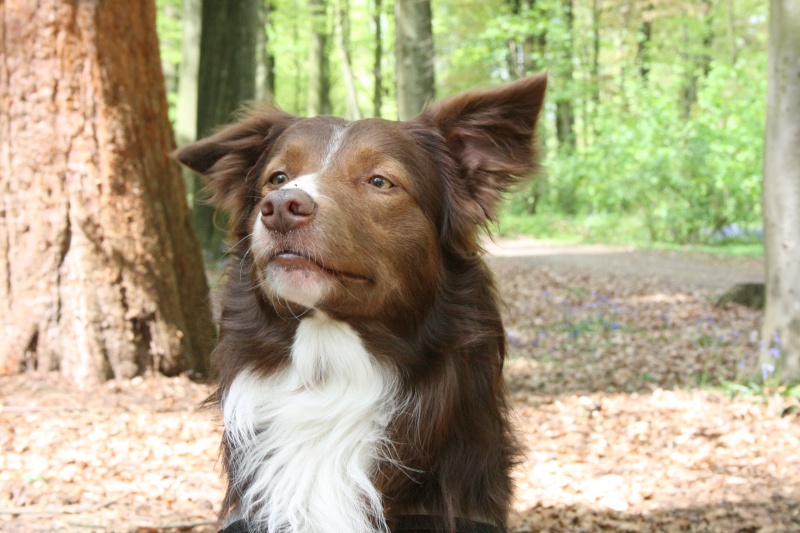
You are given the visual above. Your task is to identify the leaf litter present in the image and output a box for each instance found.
[1,255,799,532]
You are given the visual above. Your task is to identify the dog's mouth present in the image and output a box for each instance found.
[268,250,372,283]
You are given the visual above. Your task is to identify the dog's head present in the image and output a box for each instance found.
[176,75,546,322]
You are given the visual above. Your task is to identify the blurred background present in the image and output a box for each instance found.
[156,0,768,254]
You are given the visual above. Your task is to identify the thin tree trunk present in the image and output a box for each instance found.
[373,0,383,117]
[637,5,653,80]
[395,0,435,120]
[256,1,276,101]
[176,0,202,197]
[555,0,575,152]
[726,0,737,66]
[505,0,524,79]
[307,0,331,116]
[682,1,713,119]
[761,0,800,382]
[0,0,213,384]
[591,0,600,107]
[194,0,259,257]
[335,0,362,120]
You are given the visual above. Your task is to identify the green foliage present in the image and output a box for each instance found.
[154,0,769,246]
[526,58,767,244]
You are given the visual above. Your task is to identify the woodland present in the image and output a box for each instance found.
[1,0,800,532]
[157,0,768,245]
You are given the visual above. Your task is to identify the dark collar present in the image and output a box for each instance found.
[220,515,505,533]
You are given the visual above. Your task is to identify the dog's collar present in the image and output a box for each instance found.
[219,515,505,533]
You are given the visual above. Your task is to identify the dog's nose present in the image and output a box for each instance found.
[260,190,317,232]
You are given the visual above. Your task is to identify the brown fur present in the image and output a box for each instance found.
[176,74,547,532]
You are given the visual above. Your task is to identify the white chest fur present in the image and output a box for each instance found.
[222,315,399,533]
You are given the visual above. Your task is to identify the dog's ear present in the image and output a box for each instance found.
[420,74,547,226]
[174,106,297,236]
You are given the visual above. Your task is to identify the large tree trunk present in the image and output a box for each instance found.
[760,0,800,382]
[195,0,259,257]
[307,0,331,117]
[0,0,214,385]
[395,0,435,120]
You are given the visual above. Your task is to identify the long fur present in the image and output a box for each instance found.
[222,314,399,532]
[176,74,548,533]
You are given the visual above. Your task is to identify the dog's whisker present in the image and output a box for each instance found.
[184,73,547,533]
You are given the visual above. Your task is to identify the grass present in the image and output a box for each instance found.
[494,211,764,258]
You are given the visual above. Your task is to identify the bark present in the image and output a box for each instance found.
[335,0,362,120]
[637,5,653,80]
[0,0,214,384]
[555,0,575,152]
[307,0,331,116]
[256,1,277,102]
[506,0,523,79]
[195,0,259,256]
[176,0,202,195]
[395,0,435,120]
[591,0,600,107]
[761,0,800,382]
[681,1,713,119]
[373,0,383,118]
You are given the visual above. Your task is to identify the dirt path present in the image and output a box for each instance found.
[485,237,764,291]
[3,243,798,533]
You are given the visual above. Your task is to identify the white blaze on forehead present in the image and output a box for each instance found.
[278,123,348,201]
[281,172,320,199]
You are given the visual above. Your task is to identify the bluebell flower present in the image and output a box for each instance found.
[769,347,780,359]
[761,363,775,381]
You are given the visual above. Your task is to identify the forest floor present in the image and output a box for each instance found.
[2,239,800,533]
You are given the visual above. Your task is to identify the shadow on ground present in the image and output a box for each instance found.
[512,496,800,532]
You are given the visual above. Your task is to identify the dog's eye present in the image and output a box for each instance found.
[269,173,288,185]
[368,176,394,189]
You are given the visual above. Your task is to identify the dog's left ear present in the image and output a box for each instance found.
[420,74,547,224]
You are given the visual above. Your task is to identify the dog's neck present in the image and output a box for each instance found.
[221,313,400,533]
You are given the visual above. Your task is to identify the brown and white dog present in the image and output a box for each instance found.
[176,75,546,533]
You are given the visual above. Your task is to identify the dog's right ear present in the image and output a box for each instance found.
[174,107,297,234]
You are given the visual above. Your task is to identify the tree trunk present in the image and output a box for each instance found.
[195,0,259,257]
[373,0,383,118]
[335,0,362,120]
[637,5,653,80]
[760,0,800,382]
[505,0,524,79]
[176,0,202,197]
[681,1,713,119]
[256,1,277,102]
[307,0,331,117]
[555,0,575,152]
[0,0,214,385]
[395,0,435,120]
[591,0,601,108]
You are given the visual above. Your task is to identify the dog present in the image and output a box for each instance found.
[176,74,546,533]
